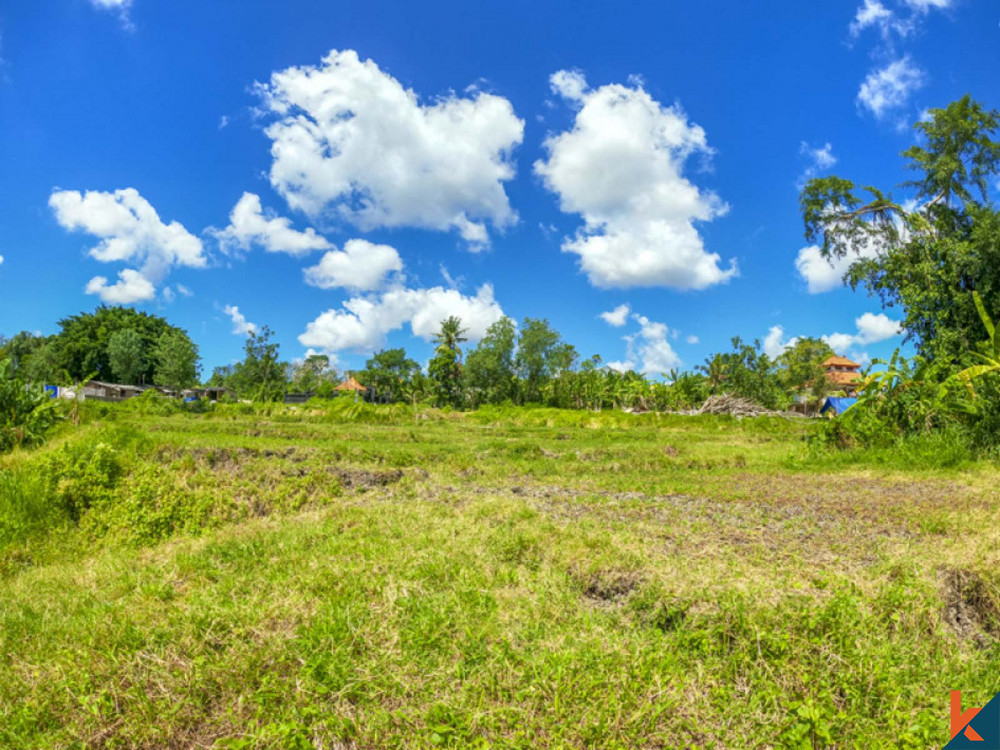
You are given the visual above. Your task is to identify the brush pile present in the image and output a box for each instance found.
[696,394,776,417]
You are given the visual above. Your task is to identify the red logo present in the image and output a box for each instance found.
[953,690,985,742]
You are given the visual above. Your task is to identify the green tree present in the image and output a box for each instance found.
[152,331,201,393]
[429,316,467,408]
[707,337,786,409]
[776,337,835,402]
[800,95,1000,361]
[697,353,728,395]
[48,306,196,383]
[106,329,146,385]
[290,354,337,394]
[463,317,517,406]
[234,326,287,402]
[0,358,61,452]
[515,318,565,403]
[359,348,420,403]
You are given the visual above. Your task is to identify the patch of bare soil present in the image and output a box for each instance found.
[940,568,1000,644]
[332,467,404,489]
[724,473,980,519]
[162,447,405,490]
[571,566,644,603]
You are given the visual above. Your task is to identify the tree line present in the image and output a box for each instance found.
[1,305,841,411]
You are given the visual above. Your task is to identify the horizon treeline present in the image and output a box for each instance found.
[0,304,843,411]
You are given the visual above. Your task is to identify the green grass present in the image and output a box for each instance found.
[1,401,998,748]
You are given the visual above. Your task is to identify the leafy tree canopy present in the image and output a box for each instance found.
[800,95,1000,361]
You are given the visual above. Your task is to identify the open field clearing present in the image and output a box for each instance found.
[2,403,1000,748]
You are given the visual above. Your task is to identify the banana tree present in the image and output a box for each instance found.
[955,291,1000,394]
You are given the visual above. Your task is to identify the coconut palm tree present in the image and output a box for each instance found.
[433,316,468,355]
[698,354,728,394]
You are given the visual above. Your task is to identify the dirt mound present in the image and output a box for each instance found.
[941,568,1000,643]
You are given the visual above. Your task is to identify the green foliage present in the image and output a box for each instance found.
[463,317,518,407]
[0,358,61,452]
[106,328,146,385]
[429,316,467,408]
[152,330,200,392]
[53,305,198,383]
[359,348,420,403]
[799,96,1000,361]
[713,337,788,409]
[1,402,997,748]
[777,337,835,402]
[214,326,288,402]
[515,317,575,403]
[289,353,338,394]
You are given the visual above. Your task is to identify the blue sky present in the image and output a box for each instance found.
[1,0,997,376]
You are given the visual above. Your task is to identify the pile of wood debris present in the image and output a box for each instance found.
[696,394,779,417]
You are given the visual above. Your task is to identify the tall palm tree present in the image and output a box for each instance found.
[433,316,468,355]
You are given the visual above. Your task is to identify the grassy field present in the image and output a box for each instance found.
[1,400,999,748]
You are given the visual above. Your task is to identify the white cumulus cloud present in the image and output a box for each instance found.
[214,192,331,256]
[599,303,631,327]
[85,269,156,304]
[857,57,925,119]
[795,240,885,294]
[763,325,799,359]
[299,283,504,354]
[303,239,403,292]
[823,312,903,353]
[256,49,524,249]
[50,187,205,304]
[223,305,257,336]
[535,70,736,290]
[631,314,681,373]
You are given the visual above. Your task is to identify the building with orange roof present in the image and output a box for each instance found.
[334,376,367,392]
[822,355,862,395]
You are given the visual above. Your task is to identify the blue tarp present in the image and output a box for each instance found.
[820,397,858,416]
[44,385,58,399]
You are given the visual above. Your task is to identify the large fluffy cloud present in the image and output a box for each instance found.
[214,192,331,256]
[303,239,403,292]
[50,187,205,304]
[535,70,736,290]
[256,49,524,248]
[299,283,504,354]
[857,57,925,119]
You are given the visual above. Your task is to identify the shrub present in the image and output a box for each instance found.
[0,358,61,452]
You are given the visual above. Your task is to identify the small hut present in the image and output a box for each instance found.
[80,380,144,402]
[822,355,862,396]
[335,376,367,401]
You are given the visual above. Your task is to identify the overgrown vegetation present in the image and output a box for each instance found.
[1,400,998,748]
